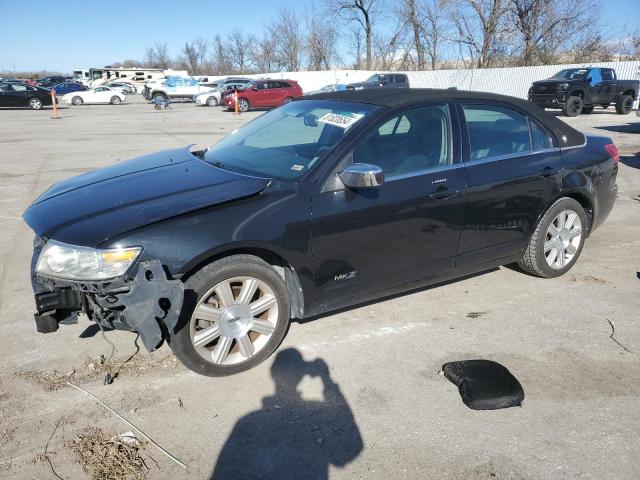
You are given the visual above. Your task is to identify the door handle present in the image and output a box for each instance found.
[429,189,460,201]
[539,167,559,177]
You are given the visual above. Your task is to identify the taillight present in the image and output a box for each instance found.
[604,143,619,165]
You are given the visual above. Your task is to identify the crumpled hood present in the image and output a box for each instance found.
[23,147,270,247]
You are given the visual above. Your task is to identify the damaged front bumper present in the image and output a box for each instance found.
[31,239,184,352]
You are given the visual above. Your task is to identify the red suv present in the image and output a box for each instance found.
[225,79,303,112]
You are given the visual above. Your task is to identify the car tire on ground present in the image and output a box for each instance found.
[283,96,294,104]
[110,96,121,105]
[152,92,167,101]
[562,96,583,117]
[518,197,586,278]
[206,96,218,107]
[28,98,43,110]
[615,95,633,114]
[72,96,83,105]
[169,255,291,376]
[581,105,594,114]
[237,98,250,112]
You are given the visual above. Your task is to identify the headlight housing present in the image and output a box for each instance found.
[36,240,141,281]
[557,83,569,89]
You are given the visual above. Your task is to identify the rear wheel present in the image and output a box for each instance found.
[110,96,121,105]
[518,198,586,278]
[615,94,633,114]
[283,96,294,104]
[562,96,583,117]
[152,92,167,101]
[581,105,594,114]
[28,98,43,110]
[206,96,218,107]
[169,255,290,376]
[72,96,83,105]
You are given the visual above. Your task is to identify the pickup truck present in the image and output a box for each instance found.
[346,73,410,90]
[528,67,639,117]
[142,76,214,101]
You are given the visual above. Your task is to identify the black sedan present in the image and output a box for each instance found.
[23,89,618,376]
[0,83,56,109]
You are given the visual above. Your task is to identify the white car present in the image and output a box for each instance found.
[62,86,126,105]
[193,81,250,107]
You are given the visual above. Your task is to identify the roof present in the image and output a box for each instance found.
[306,88,585,148]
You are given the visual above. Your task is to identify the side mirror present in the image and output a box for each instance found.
[339,163,384,189]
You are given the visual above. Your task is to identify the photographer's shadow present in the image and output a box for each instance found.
[210,348,363,480]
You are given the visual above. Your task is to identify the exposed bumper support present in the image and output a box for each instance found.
[31,260,184,352]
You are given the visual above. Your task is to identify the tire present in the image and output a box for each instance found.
[72,96,83,105]
[562,96,583,117]
[28,98,43,110]
[518,198,586,278]
[581,105,594,114]
[283,96,294,104]
[237,97,250,112]
[110,96,121,105]
[615,94,633,115]
[152,92,167,101]
[169,255,291,376]
[206,96,218,107]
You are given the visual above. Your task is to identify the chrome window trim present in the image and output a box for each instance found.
[463,147,561,167]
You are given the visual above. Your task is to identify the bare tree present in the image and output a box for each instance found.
[307,6,338,70]
[451,0,509,68]
[251,34,278,72]
[347,27,365,68]
[228,30,254,74]
[154,41,172,69]
[400,0,426,69]
[422,0,448,69]
[143,47,156,68]
[182,38,209,74]
[330,0,379,70]
[267,8,304,71]
[212,35,234,74]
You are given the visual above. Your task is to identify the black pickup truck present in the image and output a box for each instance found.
[346,73,410,90]
[528,67,638,117]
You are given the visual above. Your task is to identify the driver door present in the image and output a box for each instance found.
[587,68,603,104]
[311,103,466,301]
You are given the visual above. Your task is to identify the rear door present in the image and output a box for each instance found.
[456,102,562,268]
[600,69,616,104]
[586,68,603,104]
[265,81,284,106]
[311,103,466,301]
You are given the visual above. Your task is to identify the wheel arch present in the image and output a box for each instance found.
[568,89,584,98]
[179,245,305,319]
[621,89,635,97]
[537,190,594,238]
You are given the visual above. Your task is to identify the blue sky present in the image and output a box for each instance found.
[0,0,638,72]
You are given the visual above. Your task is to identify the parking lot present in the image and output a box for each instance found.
[1,96,639,479]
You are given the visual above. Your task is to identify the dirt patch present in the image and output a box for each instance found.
[569,274,607,285]
[467,311,489,319]
[68,427,149,480]
[15,354,181,391]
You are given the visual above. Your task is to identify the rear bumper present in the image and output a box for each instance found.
[30,239,184,351]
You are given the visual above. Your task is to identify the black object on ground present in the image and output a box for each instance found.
[441,360,524,410]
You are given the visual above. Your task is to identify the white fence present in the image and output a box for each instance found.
[243,61,640,105]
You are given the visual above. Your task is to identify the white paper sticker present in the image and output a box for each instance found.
[291,164,305,171]
[318,112,364,129]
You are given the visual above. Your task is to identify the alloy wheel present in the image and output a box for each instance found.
[568,98,582,115]
[238,99,249,112]
[30,98,42,109]
[189,276,279,365]
[544,209,582,269]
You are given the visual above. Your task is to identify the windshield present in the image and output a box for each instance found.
[204,100,379,180]
[551,69,588,80]
[365,74,383,83]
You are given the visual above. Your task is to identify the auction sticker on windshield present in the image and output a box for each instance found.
[318,112,364,129]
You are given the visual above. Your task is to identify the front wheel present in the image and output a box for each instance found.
[562,96,583,117]
[110,96,121,105]
[206,96,218,107]
[237,97,250,112]
[169,255,291,376]
[615,95,633,114]
[72,96,83,105]
[518,198,586,278]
